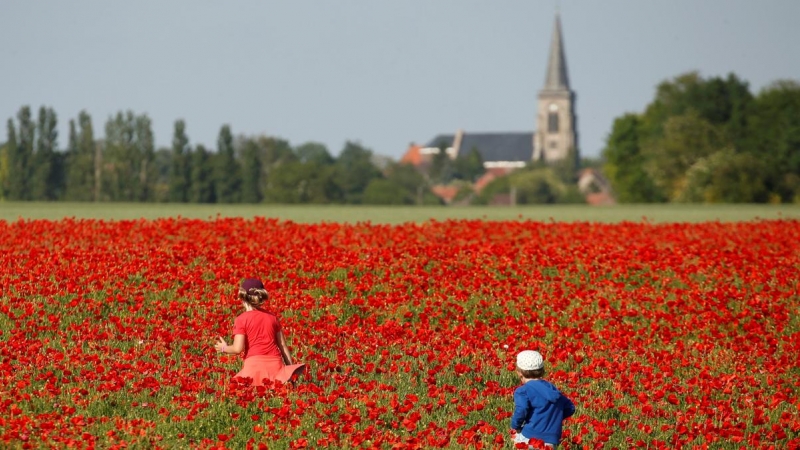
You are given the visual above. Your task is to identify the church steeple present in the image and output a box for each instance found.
[543,13,570,92]
[533,12,578,164]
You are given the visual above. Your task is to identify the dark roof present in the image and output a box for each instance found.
[426,134,454,149]
[425,132,534,163]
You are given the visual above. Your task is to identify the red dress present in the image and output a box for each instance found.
[232,310,305,386]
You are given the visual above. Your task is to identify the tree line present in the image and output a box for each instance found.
[602,72,800,203]
[0,107,453,204]
[5,71,796,206]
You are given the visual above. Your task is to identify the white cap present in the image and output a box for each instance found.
[516,350,544,371]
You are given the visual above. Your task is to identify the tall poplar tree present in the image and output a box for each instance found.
[213,125,240,203]
[169,119,191,202]
[14,106,35,200]
[64,111,97,201]
[3,119,19,199]
[190,144,214,203]
[134,114,156,202]
[103,111,135,201]
[239,138,261,203]
[32,106,60,200]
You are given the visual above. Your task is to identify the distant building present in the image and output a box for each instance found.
[402,13,579,171]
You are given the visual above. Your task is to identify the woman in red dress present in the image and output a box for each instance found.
[214,278,305,386]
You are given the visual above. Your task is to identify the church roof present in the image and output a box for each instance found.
[543,14,570,92]
[426,132,534,163]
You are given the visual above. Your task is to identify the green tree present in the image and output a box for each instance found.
[0,142,8,200]
[642,72,753,143]
[428,144,453,184]
[190,144,215,203]
[745,80,800,202]
[64,119,80,200]
[134,115,156,201]
[362,179,409,205]
[64,111,97,201]
[80,112,99,201]
[383,162,430,205]
[31,106,60,200]
[213,125,240,203]
[102,111,135,201]
[553,145,579,184]
[678,149,769,203]
[333,141,381,204]
[602,114,665,202]
[3,119,19,200]
[101,111,155,201]
[475,166,582,205]
[262,160,304,204]
[239,138,262,203]
[8,107,35,200]
[643,110,729,201]
[261,156,338,204]
[169,120,191,202]
[452,147,485,182]
[296,142,334,166]
[151,147,172,202]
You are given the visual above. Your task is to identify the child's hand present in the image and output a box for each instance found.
[214,336,228,353]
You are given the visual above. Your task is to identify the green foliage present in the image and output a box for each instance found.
[0,141,8,200]
[603,71,799,203]
[362,179,412,205]
[383,162,430,205]
[553,145,579,184]
[428,145,454,185]
[643,110,730,199]
[333,141,381,204]
[262,160,338,204]
[7,106,35,200]
[239,138,262,204]
[31,106,61,200]
[678,149,770,203]
[452,147,485,182]
[3,118,18,200]
[189,145,215,203]
[745,80,800,201]
[64,111,97,201]
[602,114,665,203]
[476,166,583,205]
[213,125,240,203]
[169,120,192,203]
[295,142,334,166]
[101,111,157,202]
[642,71,753,142]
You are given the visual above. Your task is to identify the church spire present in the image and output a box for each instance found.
[543,13,570,92]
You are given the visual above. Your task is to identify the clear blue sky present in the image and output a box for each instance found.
[2,1,798,159]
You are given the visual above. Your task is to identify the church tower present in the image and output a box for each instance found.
[533,13,578,163]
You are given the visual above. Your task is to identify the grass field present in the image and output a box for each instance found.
[1,201,799,223]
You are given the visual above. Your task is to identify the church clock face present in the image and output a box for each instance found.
[549,103,559,112]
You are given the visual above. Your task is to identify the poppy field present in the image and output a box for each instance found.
[1,217,799,449]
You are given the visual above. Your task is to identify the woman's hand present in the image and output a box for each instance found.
[214,336,228,354]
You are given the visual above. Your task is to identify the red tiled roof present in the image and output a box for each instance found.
[400,145,423,166]
[586,192,615,206]
[431,185,459,203]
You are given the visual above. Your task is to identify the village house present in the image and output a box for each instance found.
[400,13,613,204]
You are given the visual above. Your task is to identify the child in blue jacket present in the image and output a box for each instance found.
[511,350,575,448]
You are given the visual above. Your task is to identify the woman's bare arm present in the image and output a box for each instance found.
[276,331,294,365]
[215,334,246,354]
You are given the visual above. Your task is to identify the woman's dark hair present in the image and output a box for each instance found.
[239,287,269,308]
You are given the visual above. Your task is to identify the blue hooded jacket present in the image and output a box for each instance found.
[511,379,575,444]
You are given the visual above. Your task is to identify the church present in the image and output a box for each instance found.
[402,13,578,174]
